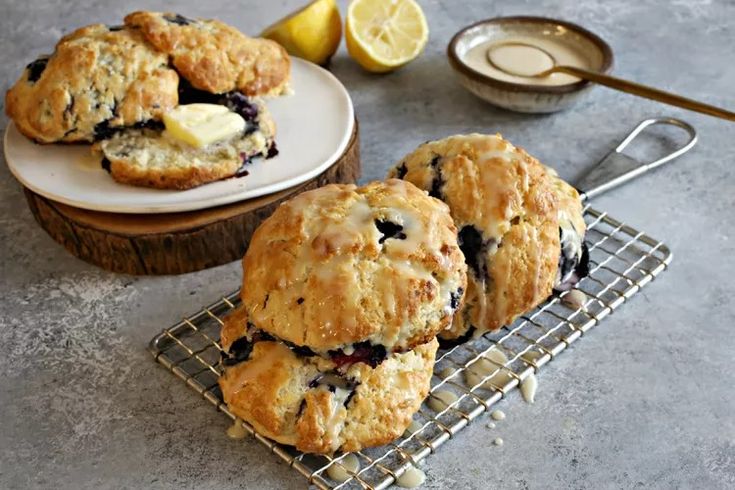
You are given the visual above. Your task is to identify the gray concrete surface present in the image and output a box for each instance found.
[1,0,733,488]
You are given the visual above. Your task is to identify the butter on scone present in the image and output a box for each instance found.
[5,24,179,143]
[218,306,438,454]
[241,179,468,357]
[389,134,589,343]
[163,104,246,148]
[124,11,291,96]
[94,95,276,190]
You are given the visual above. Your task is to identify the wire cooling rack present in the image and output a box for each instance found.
[149,205,671,489]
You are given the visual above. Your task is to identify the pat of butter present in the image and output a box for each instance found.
[163,104,245,148]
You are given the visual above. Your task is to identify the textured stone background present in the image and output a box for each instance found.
[1,1,733,488]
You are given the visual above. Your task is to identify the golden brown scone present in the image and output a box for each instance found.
[125,11,290,96]
[5,24,178,143]
[93,97,276,190]
[388,134,589,342]
[241,179,468,356]
[218,306,438,454]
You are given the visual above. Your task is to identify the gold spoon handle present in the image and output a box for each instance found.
[551,65,735,122]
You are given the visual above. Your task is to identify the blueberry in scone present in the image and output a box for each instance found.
[93,96,276,190]
[124,11,291,96]
[218,306,438,454]
[388,134,589,342]
[241,179,468,357]
[5,24,179,143]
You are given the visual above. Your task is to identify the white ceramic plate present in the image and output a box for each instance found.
[4,58,354,214]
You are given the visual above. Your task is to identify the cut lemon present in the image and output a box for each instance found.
[261,0,342,66]
[345,0,429,73]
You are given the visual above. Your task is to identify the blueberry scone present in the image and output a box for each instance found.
[241,179,468,358]
[93,93,277,189]
[124,11,290,96]
[5,24,179,143]
[388,134,589,343]
[218,306,438,454]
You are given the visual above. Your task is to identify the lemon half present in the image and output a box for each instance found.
[262,0,342,66]
[346,0,429,73]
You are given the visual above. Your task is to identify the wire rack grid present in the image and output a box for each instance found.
[148,204,671,489]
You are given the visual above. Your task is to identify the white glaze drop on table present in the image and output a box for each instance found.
[490,409,506,421]
[396,466,426,488]
[493,437,504,447]
[463,36,590,86]
[464,348,512,390]
[428,390,458,411]
[226,419,248,439]
[326,453,360,483]
[520,373,538,404]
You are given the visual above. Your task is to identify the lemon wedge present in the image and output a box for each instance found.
[345,0,428,73]
[261,0,342,66]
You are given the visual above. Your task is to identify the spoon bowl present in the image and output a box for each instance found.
[447,16,613,113]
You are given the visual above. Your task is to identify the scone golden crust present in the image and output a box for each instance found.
[5,24,178,143]
[125,11,290,96]
[218,307,438,454]
[241,179,467,355]
[388,134,588,340]
[92,99,275,190]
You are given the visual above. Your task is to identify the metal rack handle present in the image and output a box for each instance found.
[576,117,698,201]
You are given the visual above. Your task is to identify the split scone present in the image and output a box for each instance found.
[93,94,276,189]
[218,306,438,454]
[124,11,290,96]
[5,12,290,190]
[388,134,589,343]
[240,179,468,358]
[5,24,179,143]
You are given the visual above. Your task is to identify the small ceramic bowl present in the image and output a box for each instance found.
[447,16,614,113]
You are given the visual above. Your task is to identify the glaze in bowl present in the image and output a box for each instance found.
[447,16,614,113]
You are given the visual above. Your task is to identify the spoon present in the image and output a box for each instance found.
[486,41,735,122]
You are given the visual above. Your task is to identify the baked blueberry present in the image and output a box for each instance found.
[163,13,192,26]
[26,57,49,83]
[375,219,407,243]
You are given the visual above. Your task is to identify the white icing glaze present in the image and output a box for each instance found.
[520,373,538,404]
[403,419,423,437]
[493,437,504,446]
[487,42,555,77]
[563,289,588,310]
[229,343,287,396]
[324,387,350,451]
[490,409,505,421]
[226,419,248,440]
[521,350,544,364]
[464,348,512,390]
[486,422,496,429]
[326,453,360,482]
[396,466,426,488]
[463,37,590,86]
[428,390,458,412]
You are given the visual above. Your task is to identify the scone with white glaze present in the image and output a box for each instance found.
[388,134,589,343]
[240,179,468,359]
[5,24,178,143]
[218,306,438,454]
[93,94,276,190]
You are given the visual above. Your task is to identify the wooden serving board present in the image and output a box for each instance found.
[24,123,360,275]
